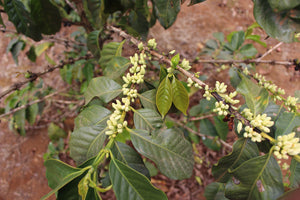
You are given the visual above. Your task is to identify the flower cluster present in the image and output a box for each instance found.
[213,101,229,116]
[181,58,191,70]
[241,108,274,142]
[274,132,300,159]
[105,98,129,136]
[187,77,203,89]
[147,38,157,49]
[285,96,299,112]
[105,52,147,136]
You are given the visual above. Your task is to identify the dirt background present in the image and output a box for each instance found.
[0,0,300,200]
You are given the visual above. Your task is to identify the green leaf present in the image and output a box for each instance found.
[84,76,122,105]
[171,53,180,68]
[253,0,300,42]
[171,77,189,115]
[188,0,206,6]
[156,77,172,118]
[237,73,269,115]
[112,141,150,179]
[133,108,163,131]
[47,122,67,142]
[159,66,168,83]
[30,0,61,34]
[42,159,88,200]
[99,41,125,69]
[225,153,284,200]
[26,46,37,62]
[226,31,245,51]
[275,112,300,138]
[87,30,101,59]
[200,119,221,150]
[139,89,157,110]
[128,9,149,40]
[7,39,25,65]
[4,0,42,41]
[153,0,181,29]
[83,0,106,29]
[70,124,107,165]
[214,116,229,140]
[25,103,38,125]
[109,157,168,200]
[13,108,26,135]
[239,44,258,58]
[212,138,259,183]
[289,158,300,188]
[204,182,229,200]
[35,42,53,57]
[82,62,94,83]
[268,0,300,12]
[103,56,131,80]
[245,35,267,47]
[129,128,194,179]
[74,104,111,130]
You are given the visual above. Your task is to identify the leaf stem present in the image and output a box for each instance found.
[260,132,275,143]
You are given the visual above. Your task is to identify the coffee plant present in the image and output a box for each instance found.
[0,0,300,200]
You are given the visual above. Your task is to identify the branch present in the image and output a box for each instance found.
[194,58,293,66]
[255,42,283,62]
[0,54,92,100]
[0,91,60,118]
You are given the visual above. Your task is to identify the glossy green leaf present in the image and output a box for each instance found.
[84,77,122,105]
[112,141,150,179]
[87,30,101,58]
[30,0,61,34]
[83,0,106,29]
[159,66,168,83]
[245,35,267,47]
[74,104,111,130]
[237,74,269,115]
[103,56,130,80]
[7,39,25,65]
[188,0,206,6]
[253,0,300,42]
[128,9,149,40]
[35,42,53,57]
[25,103,38,125]
[275,112,300,138]
[4,0,42,41]
[268,0,300,12]
[70,124,107,165]
[153,0,181,29]
[156,77,172,118]
[129,128,194,179]
[225,153,284,200]
[289,158,300,188]
[42,159,88,200]
[204,182,228,200]
[171,53,180,68]
[26,46,37,62]
[133,108,163,131]
[109,157,167,200]
[99,41,125,69]
[214,116,229,140]
[200,119,220,151]
[171,77,189,115]
[212,138,259,183]
[82,62,94,83]
[139,89,157,110]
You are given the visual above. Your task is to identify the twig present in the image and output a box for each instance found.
[189,113,216,121]
[255,42,283,62]
[0,54,92,100]
[0,91,60,118]
[173,118,232,150]
[194,58,292,66]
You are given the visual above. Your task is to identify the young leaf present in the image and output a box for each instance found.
[275,112,300,138]
[237,73,269,115]
[289,158,300,188]
[84,77,122,105]
[70,124,107,165]
[42,159,88,200]
[74,104,111,130]
[129,128,194,179]
[171,53,180,68]
[156,77,172,118]
[30,0,61,34]
[171,77,189,115]
[204,182,228,200]
[133,108,163,131]
[139,89,157,110]
[112,141,150,179]
[109,157,167,200]
[225,153,284,200]
[212,138,259,183]
[99,41,125,69]
[226,31,245,51]
[152,0,181,29]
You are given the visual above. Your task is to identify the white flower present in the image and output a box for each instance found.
[181,58,191,70]
[148,38,157,49]
[274,132,300,159]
